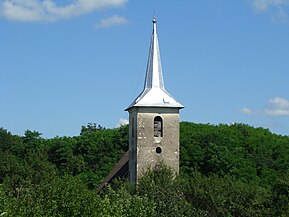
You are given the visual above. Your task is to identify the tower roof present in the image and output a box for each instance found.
[126,17,184,110]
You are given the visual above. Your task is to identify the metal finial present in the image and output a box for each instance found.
[152,15,156,23]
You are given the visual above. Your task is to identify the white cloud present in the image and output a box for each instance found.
[268,96,289,108]
[264,96,289,116]
[264,109,289,116]
[95,14,128,28]
[0,0,128,22]
[251,0,289,21]
[242,96,289,117]
[116,118,129,127]
[241,107,254,115]
[252,0,289,11]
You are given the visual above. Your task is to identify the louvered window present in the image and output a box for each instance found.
[154,116,163,137]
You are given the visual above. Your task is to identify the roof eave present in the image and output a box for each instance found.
[125,104,184,111]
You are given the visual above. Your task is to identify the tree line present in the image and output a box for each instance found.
[0,122,289,216]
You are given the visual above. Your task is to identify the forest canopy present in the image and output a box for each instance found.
[1,122,289,216]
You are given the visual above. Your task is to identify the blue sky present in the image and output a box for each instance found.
[1,0,289,138]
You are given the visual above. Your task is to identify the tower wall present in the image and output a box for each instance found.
[128,107,180,185]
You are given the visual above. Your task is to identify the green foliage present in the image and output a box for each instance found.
[0,128,15,152]
[97,185,156,217]
[2,175,156,217]
[1,122,289,216]
[0,184,7,216]
[137,164,206,217]
[3,175,98,216]
[45,125,128,188]
[23,130,42,143]
[271,175,289,216]
[80,123,105,135]
[181,171,271,216]
[180,122,289,186]
[1,149,55,197]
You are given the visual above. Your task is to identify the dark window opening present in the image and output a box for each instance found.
[154,116,163,137]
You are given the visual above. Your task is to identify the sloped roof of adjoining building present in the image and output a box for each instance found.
[96,151,129,193]
[126,17,184,111]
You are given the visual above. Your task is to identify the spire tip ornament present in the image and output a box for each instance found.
[153,15,156,23]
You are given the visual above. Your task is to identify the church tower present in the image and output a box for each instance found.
[126,17,184,185]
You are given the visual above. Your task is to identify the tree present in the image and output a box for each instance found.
[137,164,206,217]
[80,123,104,135]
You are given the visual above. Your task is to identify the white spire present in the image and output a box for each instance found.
[144,16,164,89]
[126,17,184,110]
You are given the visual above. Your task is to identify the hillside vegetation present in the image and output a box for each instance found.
[1,122,289,216]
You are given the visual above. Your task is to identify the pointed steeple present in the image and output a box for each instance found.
[126,17,184,110]
[144,16,164,90]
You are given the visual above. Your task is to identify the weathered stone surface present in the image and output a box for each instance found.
[128,107,180,185]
